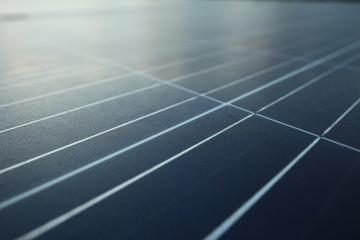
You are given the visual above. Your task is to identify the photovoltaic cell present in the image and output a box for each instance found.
[0,1,359,240]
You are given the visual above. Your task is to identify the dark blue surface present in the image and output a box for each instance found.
[220,140,360,240]
[0,1,360,239]
[233,65,331,111]
[260,68,360,134]
[37,116,315,240]
[325,104,360,149]
[174,55,286,93]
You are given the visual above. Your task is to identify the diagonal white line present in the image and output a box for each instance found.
[0,45,241,92]
[40,17,328,87]
[227,41,360,104]
[0,61,89,82]
[203,60,294,95]
[169,53,264,82]
[0,47,245,108]
[0,64,110,92]
[199,37,351,96]
[202,88,360,240]
[0,38,285,110]
[51,34,358,118]
[322,97,360,136]
[113,23,309,62]
[166,35,323,83]
[0,36,315,134]
[141,47,245,73]
[35,37,360,150]
[137,32,310,70]
[203,138,320,240]
[0,84,160,135]
[16,114,254,240]
[1,38,349,184]
[256,114,319,138]
[0,102,229,210]
[0,62,95,87]
[11,57,360,240]
[0,37,316,182]
[224,104,360,153]
[42,16,322,69]
[0,96,194,176]
[323,137,360,153]
[0,48,278,136]
[256,114,360,153]
[242,42,360,74]
[33,34,351,125]
[2,34,350,180]
[0,74,132,109]
[257,53,360,112]
[4,23,359,239]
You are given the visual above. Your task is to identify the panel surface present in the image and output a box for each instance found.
[0,1,359,240]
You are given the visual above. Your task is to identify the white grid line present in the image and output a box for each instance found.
[225,41,360,103]
[0,62,96,86]
[0,37,357,181]
[0,16,358,240]
[0,74,134,109]
[0,101,237,211]
[0,38,335,182]
[0,36,319,133]
[1,35,356,178]
[203,94,360,240]
[0,45,274,107]
[0,34,337,111]
[203,138,321,240]
[202,37,344,96]
[0,83,160,135]
[0,97,199,206]
[242,43,360,73]
[257,53,360,113]
[0,63,117,92]
[15,67,360,240]
[16,114,255,240]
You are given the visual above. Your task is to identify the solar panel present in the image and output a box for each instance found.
[0,1,360,239]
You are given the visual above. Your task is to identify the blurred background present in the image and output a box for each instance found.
[0,0,359,15]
